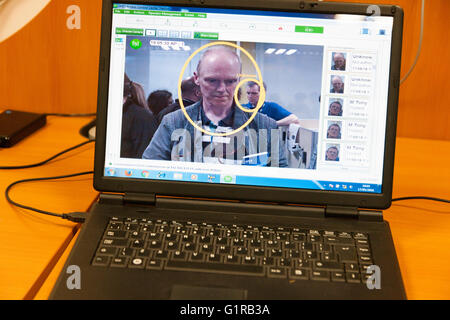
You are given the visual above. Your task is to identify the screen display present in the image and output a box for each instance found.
[104,2,394,194]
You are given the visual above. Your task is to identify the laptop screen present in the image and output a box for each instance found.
[104,2,394,194]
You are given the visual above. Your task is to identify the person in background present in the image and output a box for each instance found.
[121,74,158,159]
[157,76,202,124]
[147,90,173,119]
[244,81,301,126]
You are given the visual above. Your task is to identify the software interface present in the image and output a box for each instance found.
[104,3,394,194]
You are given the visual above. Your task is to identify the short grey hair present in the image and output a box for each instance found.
[196,45,242,74]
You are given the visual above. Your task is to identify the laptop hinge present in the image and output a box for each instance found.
[123,193,156,206]
[99,193,156,206]
[326,205,383,221]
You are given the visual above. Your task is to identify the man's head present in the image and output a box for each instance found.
[194,46,241,111]
[326,146,339,161]
[327,123,341,139]
[331,76,344,93]
[180,76,202,102]
[329,100,343,116]
[246,81,267,107]
[333,53,346,70]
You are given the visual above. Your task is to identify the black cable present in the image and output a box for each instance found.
[44,112,96,117]
[392,196,450,204]
[5,171,94,223]
[0,140,94,170]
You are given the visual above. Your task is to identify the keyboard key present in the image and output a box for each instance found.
[311,270,330,281]
[278,258,292,267]
[207,253,222,263]
[353,232,368,239]
[294,259,312,269]
[148,240,163,249]
[146,259,163,270]
[335,245,358,263]
[243,256,257,265]
[183,242,196,251]
[129,231,145,239]
[102,238,128,247]
[171,250,187,261]
[289,268,309,280]
[129,258,146,269]
[110,257,128,268]
[225,254,240,264]
[267,267,287,278]
[200,244,214,253]
[324,237,354,245]
[155,250,169,259]
[313,261,344,272]
[345,263,359,272]
[331,272,346,282]
[131,239,145,248]
[117,247,134,257]
[136,248,152,258]
[92,255,110,267]
[190,252,205,262]
[346,272,361,283]
[97,246,117,256]
[165,260,264,276]
[359,256,373,264]
[105,230,127,238]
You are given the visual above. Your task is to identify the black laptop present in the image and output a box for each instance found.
[51,0,405,300]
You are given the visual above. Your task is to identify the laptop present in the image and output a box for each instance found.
[51,0,406,300]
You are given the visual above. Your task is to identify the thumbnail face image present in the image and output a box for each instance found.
[330,75,345,94]
[331,52,346,71]
[325,144,340,162]
[328,99,343,117]
[120,36,324,169]
[327,121,342,139]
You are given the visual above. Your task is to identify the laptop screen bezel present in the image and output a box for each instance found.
[94,0,403,210]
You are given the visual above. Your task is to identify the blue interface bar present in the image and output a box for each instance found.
[113,3,335,19]
[105,167,382,194]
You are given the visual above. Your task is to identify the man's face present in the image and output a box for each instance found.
[194,50,240,110]
[328,124,341,138]
[246,85,260,106]
[333,54,345,70]
[332,77,344,92]
[329,102,342,116]
[326,147,339,161]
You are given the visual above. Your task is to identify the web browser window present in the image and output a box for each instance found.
[104,3,394,194]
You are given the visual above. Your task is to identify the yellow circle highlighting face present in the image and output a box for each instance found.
[178,41,266,137]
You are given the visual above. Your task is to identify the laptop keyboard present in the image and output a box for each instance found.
[92,217,374,284]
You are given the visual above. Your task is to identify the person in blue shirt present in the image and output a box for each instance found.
[243,81,300,126]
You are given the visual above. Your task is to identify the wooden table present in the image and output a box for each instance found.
[1,116,449,299]
[0,116,97,299]
[385,138,450,299]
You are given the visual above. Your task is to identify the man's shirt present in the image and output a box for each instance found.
[243,101,291,121]
[142,100,288,167]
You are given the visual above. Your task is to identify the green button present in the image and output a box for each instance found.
[116,28,144,36]
[194,32,219,40]
[295,26,324,34]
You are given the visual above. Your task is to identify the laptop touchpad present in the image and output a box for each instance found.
[170,285,247,300]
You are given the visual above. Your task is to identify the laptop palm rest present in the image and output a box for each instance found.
[170,285,247,300]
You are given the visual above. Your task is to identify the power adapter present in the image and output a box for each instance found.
[0,109,47,147]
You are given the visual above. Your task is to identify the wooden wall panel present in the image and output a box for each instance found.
[0,0,102,114]
[0,0,449,140]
